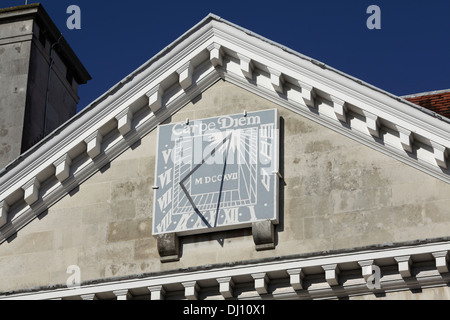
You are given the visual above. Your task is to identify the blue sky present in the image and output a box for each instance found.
[4,0,450,112]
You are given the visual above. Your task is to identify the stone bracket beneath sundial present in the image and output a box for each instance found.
[156,233,180,263]
[252,220,276,251]
[156,220,275,263]
[156,221,276,262]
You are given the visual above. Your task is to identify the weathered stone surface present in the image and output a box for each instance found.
[107,219,152,243]
[1,80,450,293]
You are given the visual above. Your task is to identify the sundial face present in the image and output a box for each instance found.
[152,109,279,236]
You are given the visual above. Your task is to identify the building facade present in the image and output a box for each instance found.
[0,5,450,300]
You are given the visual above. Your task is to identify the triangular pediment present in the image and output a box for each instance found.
[0,13,449,243]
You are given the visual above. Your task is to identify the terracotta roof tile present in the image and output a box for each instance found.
[404,90,450,119]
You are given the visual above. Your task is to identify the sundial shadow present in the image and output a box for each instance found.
[179,228,252,256]
[179,132,234,244]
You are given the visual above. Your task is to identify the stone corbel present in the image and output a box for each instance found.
[430,141,448,169]
[251,272,269,295]
[268,67,284,94]
[396,126,414,153]
[22,177,41,206]
[237,53,254,80]
[146,84,164,113]
[85,131,103,159]
[115,107,132,136]
[362,110,380,138]
[394,255,412,278]
[80,293,98,300]
[298,81,315,108]
[217,277,235,299]
[432,251,449,274]
[177,61,194,90]
[113,289,132,300]
[252,220,275,251]
[148,285,166,300]
[331,95,347,123]
[156,233,180,262]
[182,281,200,300]
[0,200,9,228]
[207,43,223,67]
[53,154,72,183]
[322,264,340,286]
[358,260,375,281]
[287,268,304,291]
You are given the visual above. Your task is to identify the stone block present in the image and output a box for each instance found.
[156,233,180,262]
[107,218,151,243]
[252,220,275,251]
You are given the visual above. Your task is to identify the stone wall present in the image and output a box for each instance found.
[1,80,450,295]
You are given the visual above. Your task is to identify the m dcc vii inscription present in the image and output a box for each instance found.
[152,109,279,236]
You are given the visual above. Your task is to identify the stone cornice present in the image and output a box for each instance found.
[1,239,450,300]
[0,14,449,244]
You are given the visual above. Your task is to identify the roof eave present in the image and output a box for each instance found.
[1,13,450,244]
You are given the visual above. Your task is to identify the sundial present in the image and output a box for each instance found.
[152,109,279,236]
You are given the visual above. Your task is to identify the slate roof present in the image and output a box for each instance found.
[403,89,450,120]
